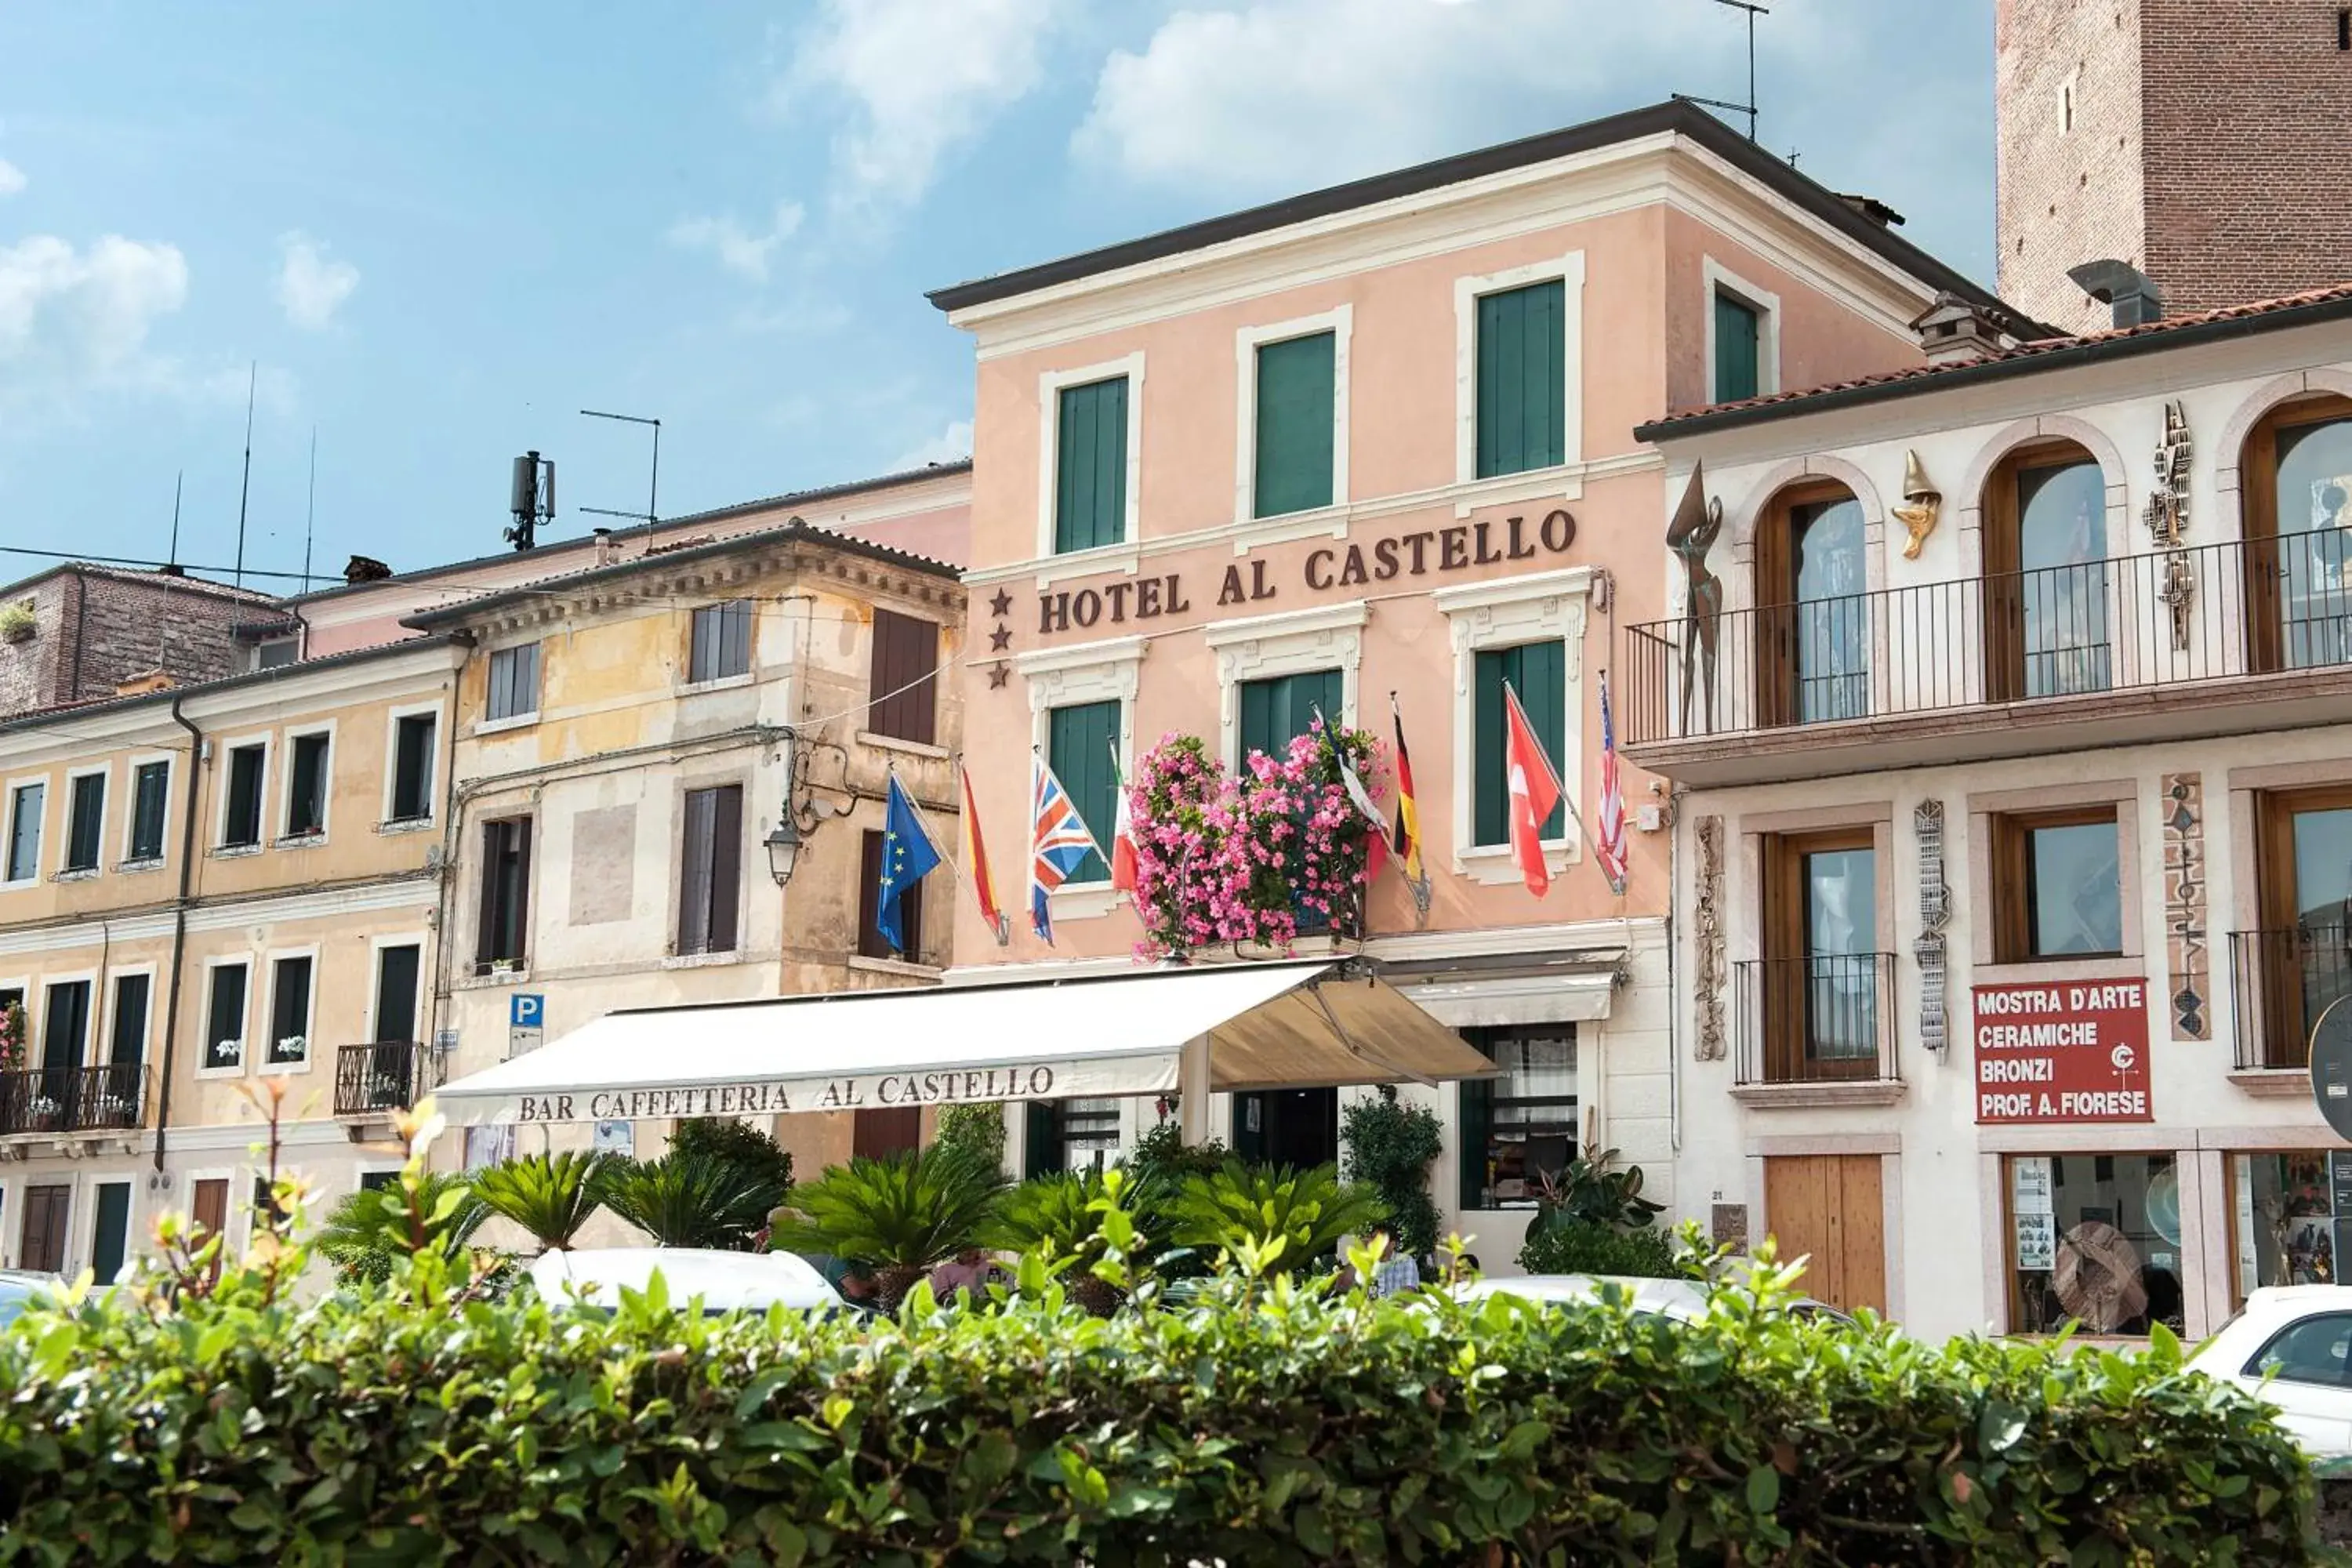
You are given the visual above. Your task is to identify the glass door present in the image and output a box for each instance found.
[2261,796,2352,1068]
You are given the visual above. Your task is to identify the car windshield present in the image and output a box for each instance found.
[0,1279,49,1330]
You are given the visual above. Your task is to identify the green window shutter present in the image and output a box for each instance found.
[1472,641,1568,846]
[1047,700,1118,884]
[1475,280,1566,479]
[1253,332,1335,518]
[1238,670,1341,764]
[1714,292,1760,402]
[1054,377,1129,554]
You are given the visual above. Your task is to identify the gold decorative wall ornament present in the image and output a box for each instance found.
[1893,448,1942,560]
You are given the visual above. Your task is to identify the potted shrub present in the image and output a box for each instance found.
[0,603,34,644]
[767,1145,1006,1309]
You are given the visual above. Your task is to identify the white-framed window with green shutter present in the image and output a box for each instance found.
[1045,700,1119,887]
[1432,567,1592,884]
[1455,252,1583,485]
[1703,258,1779,405]
[1236,307,1350,524]
[1021,637,1144,921]
[1038,353,1145,558]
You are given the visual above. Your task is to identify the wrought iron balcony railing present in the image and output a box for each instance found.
[1732,953,1900,1087]
[335,1041,428,1118]
[1624,532,2352,747]
[2228,925,2352,1072]
[0,1064,148,1137]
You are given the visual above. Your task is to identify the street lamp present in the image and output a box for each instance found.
[764,814,803,887]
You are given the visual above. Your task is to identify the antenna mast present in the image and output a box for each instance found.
[233,360,256,586]
[303,427,318,587]
[167,471,182,568]
[1673,0,1768,142]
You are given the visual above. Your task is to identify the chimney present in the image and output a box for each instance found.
[1836,192,1906,230]
[1908,292,2009,366]
[2067,260,2163,328]
[343,554,393,585]
[593,527,615,567]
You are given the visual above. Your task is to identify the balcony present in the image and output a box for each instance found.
[1623,532,2352,785]
[0,1064,149,1138]
[335,1041,429,1120]
[2227,927,2352,1087]
[1730,954,1904,1107]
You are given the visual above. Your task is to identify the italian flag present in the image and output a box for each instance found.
[1109,742,1139,893]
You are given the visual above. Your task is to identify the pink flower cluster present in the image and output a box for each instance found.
[0,999,23,1073]
[1127,722,1386,962]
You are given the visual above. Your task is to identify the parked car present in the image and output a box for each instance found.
[2187,1285,2352,1460]
[528,1248,849,1316]
[0,1270,64,1330]
[1453,1273,1853,1324]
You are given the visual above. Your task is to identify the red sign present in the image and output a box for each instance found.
[1973,978,2154,1123]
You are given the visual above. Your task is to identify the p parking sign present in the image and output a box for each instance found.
[508,993,546,1058]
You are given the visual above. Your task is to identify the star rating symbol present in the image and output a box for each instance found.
[989,624,1011,652]
[988,588,1013,619]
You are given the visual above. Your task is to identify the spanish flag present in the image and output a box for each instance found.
[959,763,1009,946]
[1389,693,1425,887]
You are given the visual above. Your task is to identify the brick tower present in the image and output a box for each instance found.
[1996,0,2352,336]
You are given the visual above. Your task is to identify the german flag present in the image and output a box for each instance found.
[1389,693,1426,887]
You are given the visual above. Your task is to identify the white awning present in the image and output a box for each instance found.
[434,959,1496,1127]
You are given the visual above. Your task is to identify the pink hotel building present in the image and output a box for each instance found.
[932,101,2031,1265]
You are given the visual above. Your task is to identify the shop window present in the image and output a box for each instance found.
[1471,642,1565,846]
[221,745,265,848]
[129,760,169,860]
[2005,1152,2185,1337]
[1457,1025,1577,1210]
[486,643,541,723]
[2232,1151,2347,1301]
[1981,445,2109,702]
[2241,394,2352,673]
[1054,376,1130,555]
[476,818,533,969]
[389,714,437,823]
[1753,484,1867,727]
[63,771,105,873]
[676,784,742,957]
[1473,278,1566,478]
[5,781,42,882]
[1752,829,1884,1082]
[1045,701,1116,886]
[688,599,753,684]
[866,608,939,745]
[1253,331,1336,518]
[1991,808,2122,962]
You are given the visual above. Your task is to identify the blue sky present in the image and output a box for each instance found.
[0,1,1994,587]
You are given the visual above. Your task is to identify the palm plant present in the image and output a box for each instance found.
[318,1171,488,1286]
[983,1170,1138,1316]
[470,1151,609,1254]
[768,1145,1006,1310]
[601,1151,771,1251]
[1165,1160,1387,1276]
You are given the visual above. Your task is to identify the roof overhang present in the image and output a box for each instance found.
[433,959,1497,1127]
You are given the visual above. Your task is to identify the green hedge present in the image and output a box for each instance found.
[0,1257,2323,1565]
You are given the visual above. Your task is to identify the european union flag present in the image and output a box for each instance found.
[876,774,942,956]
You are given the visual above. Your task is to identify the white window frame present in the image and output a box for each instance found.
[276,720,336,844]
[362,931,430,1047]
[1015,634,1146,925]
[121,752,175,869]
[1233,305,1352,528]
[2,773,48,890]
[1036,351,1146,561]
[1203,602,1367,773]
[57,762,110,880]
[1702,257,1781,405]
[261,944,320,1075]
[379,702,445,829]
[35,968,96,1070]
[481,641,543,731]
[249,635,299,673]
[1454,250,1586,486]
[213,733,273,853]
[1432,565,1594,883]
[197,954,254,1079]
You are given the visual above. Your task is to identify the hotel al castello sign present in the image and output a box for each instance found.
[1036,510,1579,633]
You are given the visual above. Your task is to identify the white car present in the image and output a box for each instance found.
[2188,1285,2352,1460]
[1453,1273,1853,1323]
[528,1247,848,1316]
[0,1269,64,1330]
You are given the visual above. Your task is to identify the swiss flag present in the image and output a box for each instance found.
[1502,681,1563,898]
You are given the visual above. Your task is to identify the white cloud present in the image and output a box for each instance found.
[274,232,358,331]
[888,417,973,471]
[0,159,25,198]
[666,201,806,284]
[0,234,189,383]
[782,0,1065,209]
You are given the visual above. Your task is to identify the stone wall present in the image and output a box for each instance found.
[0,569,271,717]
[1994,0,2145,336]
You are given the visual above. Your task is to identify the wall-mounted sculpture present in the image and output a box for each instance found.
[2145,400,2195,651]
[1893,449,1943,560]
[1665,463,1723,735]
[1914,800,1951,1054]
[2162,772,2210,1040]
[1693,815,1726,1060]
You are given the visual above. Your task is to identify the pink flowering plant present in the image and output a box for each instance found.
[1127,721,1385,962]
[0,998,23,1073]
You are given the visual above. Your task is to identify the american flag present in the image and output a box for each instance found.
[1029,753,1102,943]
[1595,670,1628,895]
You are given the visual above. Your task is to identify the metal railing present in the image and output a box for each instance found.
[1732,953,1900,1087]
[335,1041,428,1117]
[1624,531,2352,746]
[2228,926,2352,1071]
[0,1064,147,1136]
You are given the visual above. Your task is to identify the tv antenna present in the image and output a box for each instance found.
[1673,0,1768,143]
[579,407,661,525]
[232,360,256,586]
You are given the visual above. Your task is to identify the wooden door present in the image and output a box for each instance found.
[190,1178,229,1279]
[852,1107,921,1160]
[1763,1154,1886,1314]
[18,1183,69,1275]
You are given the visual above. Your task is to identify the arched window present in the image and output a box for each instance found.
[1753,481,1867,726]
[1982,442,2108,701]
[2243,395,2352,673]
